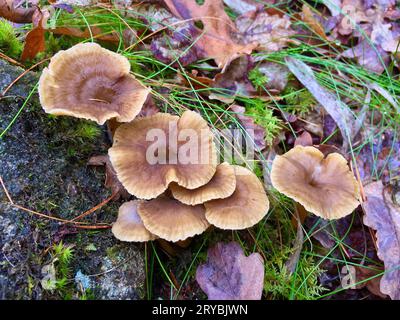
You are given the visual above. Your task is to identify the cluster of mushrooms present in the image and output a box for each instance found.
[38,42,361,243]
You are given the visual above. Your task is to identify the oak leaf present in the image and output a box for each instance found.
[196,242,264,300]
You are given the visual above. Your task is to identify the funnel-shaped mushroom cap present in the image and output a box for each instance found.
[137,196,210,242]
[204,165,269,229]
[112,201,157,242]
[38,43,150,125]
[270,146,360,220]
[170,162,236,205]
[109,110,217,199]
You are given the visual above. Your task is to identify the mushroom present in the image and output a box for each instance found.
[38,42,150,125]
[108,110,217,199]
[170,162,236,205]
[204,165,270,229]
[137,196,210,242]
[112,200,157,242]
[270,145,360,220]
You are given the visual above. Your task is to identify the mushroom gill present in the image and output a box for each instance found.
[38,42,150,125]
[170,162,236,205]
[137,196,210,242]
[204,165,270,230]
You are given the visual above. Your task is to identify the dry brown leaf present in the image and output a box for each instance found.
[196,241,264,300]
[354,265,387,298]
[20,8,48,61]
[331,0,400,73]
[0,0,37,23]
[235,8,296,52]
[294,131,313,147]
[363,181,400,300]
[301,4,329,41]
[50,26,121,43]
[337,0,371,36]
[164,0,256,69]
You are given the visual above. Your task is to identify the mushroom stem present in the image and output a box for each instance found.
[106,118,121,142]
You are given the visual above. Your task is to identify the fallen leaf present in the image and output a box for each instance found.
[234,8,296,52]
[354,265,387,298]
[164,0,256,69]
[196,241,264,300]
[50,26,121,43]
[150,28,199,66]
[256,61,290,92]
[341,39,390,74]
[337,0,371,36]
[231,104,266,150]
[285,57,357,151]
[321,0,341,17]
[330,0,399,73]
[363,181,400,300]
[301,4,329,41]
[294,131,313,147]
[0,0,37,23]
[88,155,130,200]
[20,8,48,61]
[222,0,263,15]
[210,56,256,102]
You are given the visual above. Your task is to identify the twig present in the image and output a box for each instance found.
[0,52,24,67]
[0,176,112,229]
[70,192,117,222]
[0,176,14,204]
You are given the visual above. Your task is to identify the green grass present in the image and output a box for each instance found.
[2,1,399,300]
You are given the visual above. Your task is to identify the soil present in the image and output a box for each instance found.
[0,59,145,300]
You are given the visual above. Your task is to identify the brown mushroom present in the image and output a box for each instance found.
[137,196,210,242]
[38,42,150,125]
[204,165,269,229]
[170,162,236,205]
[270,145,360,220]
[108,110,217,199]
[112,200,157,242]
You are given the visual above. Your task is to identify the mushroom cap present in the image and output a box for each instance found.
[112,200,157,242]
[204,165,270,229]
[137,196,210,242]
[170,162,236,205]
[38,42,150,125]
[270,145,360,220]
[109,110,217,199]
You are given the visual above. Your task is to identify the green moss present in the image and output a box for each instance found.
[73,122,102,141]
[283,86,316,117]
[249,68,269,90]
[263,247,327,300]
[244,99,282,145]
[0,20,23,58]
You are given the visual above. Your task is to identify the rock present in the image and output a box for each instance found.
[0,59,145,299]
[75,245,145,300]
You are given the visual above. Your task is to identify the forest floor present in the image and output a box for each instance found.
[1,0,400,300]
